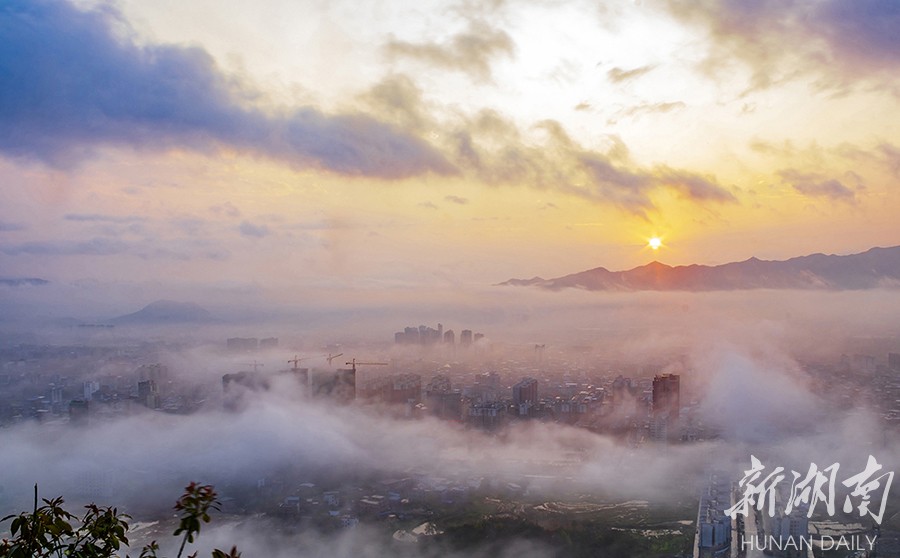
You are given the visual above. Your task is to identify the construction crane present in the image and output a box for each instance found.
[240,360,264,373]
[288,353,345,370]
[287,355,313,370]
[326,352,343,366]
[344,358,388,373]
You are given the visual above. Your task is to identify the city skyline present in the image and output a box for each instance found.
[2,0,900,313]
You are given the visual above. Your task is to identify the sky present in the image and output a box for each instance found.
[2,0,900,309]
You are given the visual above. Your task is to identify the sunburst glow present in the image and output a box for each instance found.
[649,237,663,250]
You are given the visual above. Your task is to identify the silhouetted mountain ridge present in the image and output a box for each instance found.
[0,277,49,287]
[110,300,214,324]
[499,246,900,291]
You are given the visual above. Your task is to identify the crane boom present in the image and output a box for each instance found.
[345,358,388,372]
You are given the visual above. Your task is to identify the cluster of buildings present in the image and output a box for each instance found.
[217,348,693,446]
[0,335,699,453]
[695,472,732,558]
[394,323,483,348]
[0,343,213,427]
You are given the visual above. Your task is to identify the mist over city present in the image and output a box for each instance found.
[3,286,900,556]
[3,0,900,556]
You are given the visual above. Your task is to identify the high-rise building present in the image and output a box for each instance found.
[309,368,356,404]
[460,330,473,347]
[69,400,90,425]
[467,401,507,430]
[443,330,455,345]
[136,363,168,383]
[696,473,732,556]
[395,324,443,345]
[652,374,680,419]
[513,377,538,417]
[512,377,538,406]
[138,380,160,409]
[889,352,900,371]
[259,337,279,349]
[425,375,462,420]
[83,381,99,401]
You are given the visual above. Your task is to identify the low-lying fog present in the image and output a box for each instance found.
[1,285,899,556]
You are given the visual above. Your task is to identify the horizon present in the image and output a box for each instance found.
[2,0,900,304]
[3,2,900,557]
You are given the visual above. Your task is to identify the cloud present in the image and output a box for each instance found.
[171,217,208,236]
[358,74,428,132]
[239,221,270,238]
[608,101,686,124]
[623,101,685,117]
[0,221,25,232]
[777,169,859,203]
[662,0,900,91]
[878,143,900,176]
[444,195,469,205]
[652,165,735,202]
[1,236,230,261]
[384,21,515,82]
[445,114,736,216]
[418,201,438,210]
[1,238,129,256]
[0,0,454,179]
[209,202,242,218]
[64,213,146,224]
[606,65,655,83]
[696,345,819,443]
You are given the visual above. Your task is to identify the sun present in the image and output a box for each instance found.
[648,237,663,250]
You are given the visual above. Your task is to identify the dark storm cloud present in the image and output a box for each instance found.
[0,0,455,179]
[663,0,900,90]
[384,20,515,82]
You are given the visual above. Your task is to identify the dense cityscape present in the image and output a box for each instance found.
[2,318,899,557]
[4,0,900,556]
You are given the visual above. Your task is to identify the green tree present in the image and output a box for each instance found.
[0,483,239,558]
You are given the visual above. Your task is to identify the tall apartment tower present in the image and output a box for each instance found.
[652,373,680,419]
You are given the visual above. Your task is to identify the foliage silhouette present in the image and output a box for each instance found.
[0,483,239,558]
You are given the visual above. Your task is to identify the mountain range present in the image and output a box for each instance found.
[499,246,900,292]
[0,277,49,287]
[110,300,214,324]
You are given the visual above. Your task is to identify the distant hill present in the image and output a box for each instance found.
[110,300,214,324]
[0,277,49,287]
[499,246,900,292]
